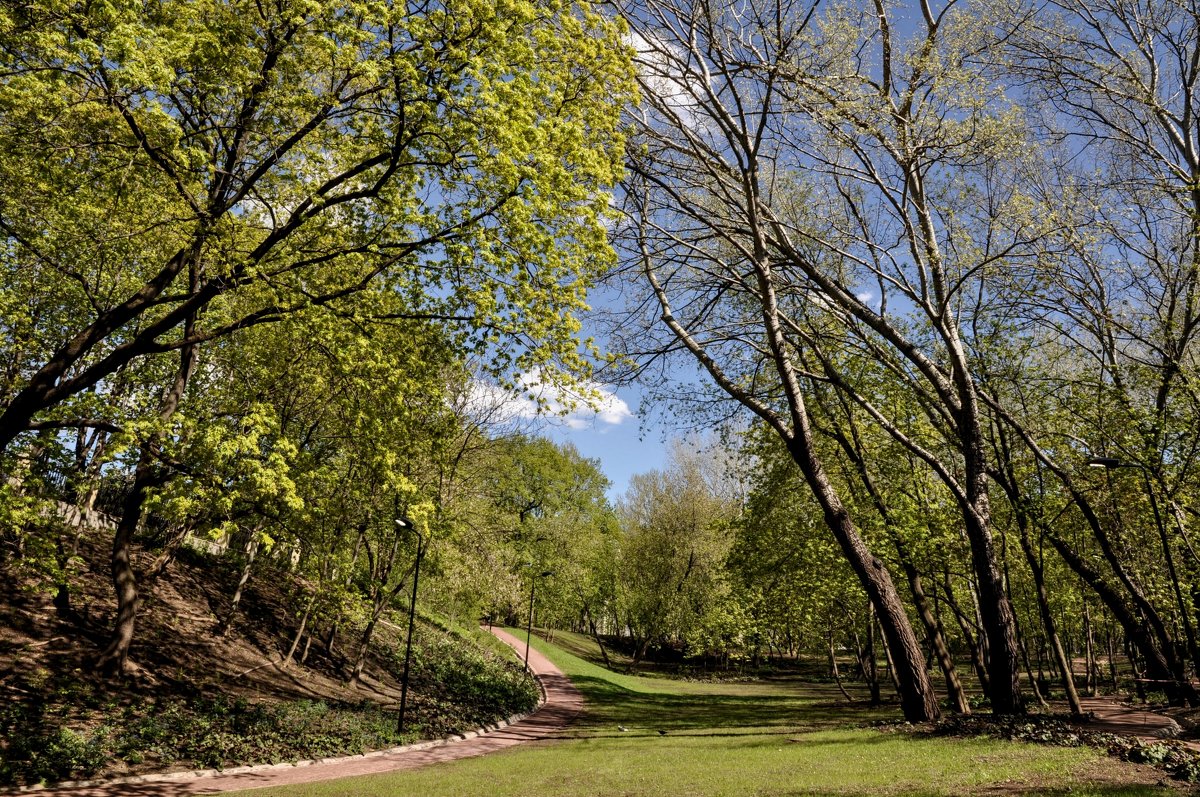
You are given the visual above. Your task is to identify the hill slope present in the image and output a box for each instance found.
[0,534,536,788]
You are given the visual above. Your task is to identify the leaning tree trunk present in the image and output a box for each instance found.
[94,456,154,675]
[942,573,990,696]
[787,435,940,722]
[903,559,970,713]
[220,531,262,634]
[95,330,198,676]
[959,483,1024,714]
[1045,530,1196,705]
[1018,524,1083,716]
[820,406,970,715]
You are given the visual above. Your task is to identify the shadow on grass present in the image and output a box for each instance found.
[779,790,1164,797]
[568,674,898,734]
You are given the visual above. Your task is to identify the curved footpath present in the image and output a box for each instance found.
[12,636,1200,795]
[15,628,583,796]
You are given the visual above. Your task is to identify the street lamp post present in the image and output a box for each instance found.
[525,569,553,672]
[396,518,425,735]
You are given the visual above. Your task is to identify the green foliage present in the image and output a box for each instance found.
[616,442,740,659]
[0,724,109,786]
[111,697,406,770]
[406,630,539,730]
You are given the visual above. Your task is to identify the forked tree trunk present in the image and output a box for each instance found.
[221,534,261,635]
[284,593,316,669]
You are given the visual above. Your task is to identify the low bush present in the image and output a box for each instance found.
[399,629,538,736]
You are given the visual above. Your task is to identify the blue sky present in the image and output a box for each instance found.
[469,374,669,502]
[540,387,667,502]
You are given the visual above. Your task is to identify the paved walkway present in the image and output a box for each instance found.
[1079,697,1198,750]
[18,628,582,796]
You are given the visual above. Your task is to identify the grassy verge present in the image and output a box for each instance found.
[224,631,1177,796]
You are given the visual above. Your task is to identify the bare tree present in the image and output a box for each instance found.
[616,0,1035,714]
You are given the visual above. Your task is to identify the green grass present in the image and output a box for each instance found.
[221,631,1174,796]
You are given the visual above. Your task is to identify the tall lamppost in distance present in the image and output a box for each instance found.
[396,517,425,735]
[525,569,553,672]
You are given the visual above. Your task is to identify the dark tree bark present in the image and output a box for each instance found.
[95,335,198,676]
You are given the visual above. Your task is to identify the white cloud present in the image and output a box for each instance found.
[467,371,633,431]
[626,29,707,131]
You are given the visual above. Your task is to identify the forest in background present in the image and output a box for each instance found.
[3,0,1200,771]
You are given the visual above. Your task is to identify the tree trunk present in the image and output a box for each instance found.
[903,559,969,713]
[1019,630,1049,709]
[283,593,316,669]
[786,435,939,722]
[855,609,882,705]
[583,601,613,669]
[350,612,379,685]
[819,411,969,716]
[1017,525,1082,716]
[1045,530,1197,705]
[94,467,150,675]
[828,628,854,702]
[94,311,198,675]
[877,614,901,694]
[959,433,1024,713]
[942,573,990,696]
[1083,602,1097,696]
[221,534,261,635]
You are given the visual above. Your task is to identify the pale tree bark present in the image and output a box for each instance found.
[1001,0,1200,699]
[618,0,1026,713]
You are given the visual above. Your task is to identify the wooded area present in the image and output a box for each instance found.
[4,0,1200,762]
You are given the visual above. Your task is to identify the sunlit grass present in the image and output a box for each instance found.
[222,631,1172,796]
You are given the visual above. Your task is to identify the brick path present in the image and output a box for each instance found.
[13,627,582,796]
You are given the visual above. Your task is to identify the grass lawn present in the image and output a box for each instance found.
[221,631,1178,796]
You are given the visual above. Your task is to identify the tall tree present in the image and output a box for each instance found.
[615,0,1042,717]
[0,0,630,453]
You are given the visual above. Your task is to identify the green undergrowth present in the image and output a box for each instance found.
[0,695,406,786]
[225,632,1174,797]
[0,623,536,788]
[937,713,1200,782]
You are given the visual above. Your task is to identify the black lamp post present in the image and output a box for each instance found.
[396,517,425,735]
[524,569,553,672]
